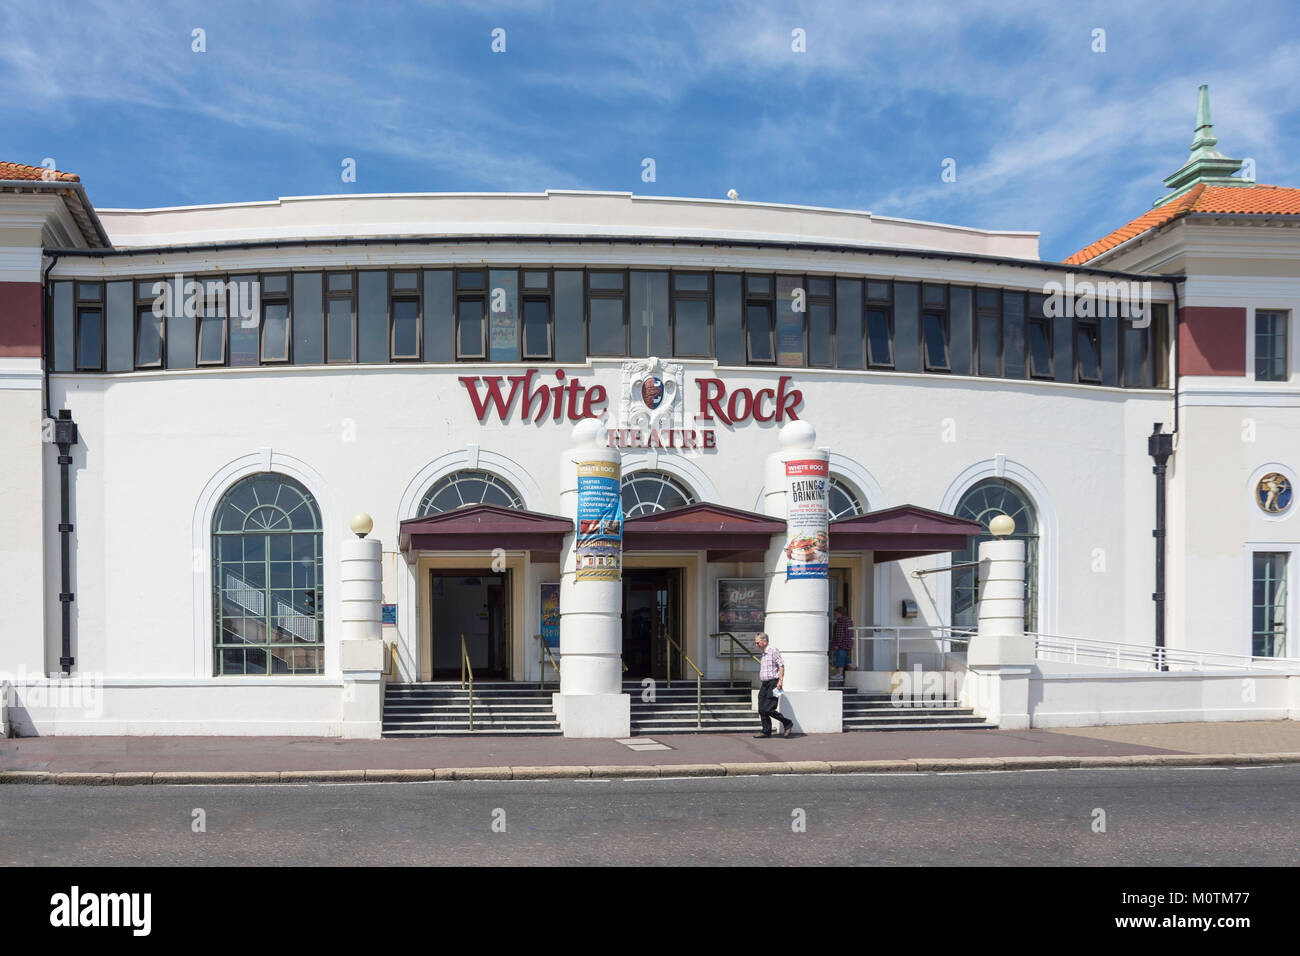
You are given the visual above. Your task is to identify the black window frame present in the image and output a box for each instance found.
[456,294,488,360]
[390,270,422,362]
[74,281,104,371]
[134,278,166,370]
[586,269,628,358]
[921,296,950,375]
[325,271,357,364]
[259,273,291,364]
[671,270,711,358]
[1075,317,1102,384]
[744,273,776,365]
[806,275,834,368]
[196,274,230,367]
[1255,309,1290,382]
[1026,292,1053,380]
[975,287,1001,377]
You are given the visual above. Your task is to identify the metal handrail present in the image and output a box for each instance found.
[712,631,761,687]
[459,633,474,731]
[535,634,561,689]
[852,625,975,672]
[664,633,704,729]
[1031,632,1300,673]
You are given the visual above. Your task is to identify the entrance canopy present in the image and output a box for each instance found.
[829,505,984,562]
[399,504,571,560]
[623,503,785,561]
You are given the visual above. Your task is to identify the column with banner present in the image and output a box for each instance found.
[761,420,841,732]
[555,419,630,737]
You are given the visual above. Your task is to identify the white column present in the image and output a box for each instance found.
[339,513,385,738]
[759,420,842,733]
[554,418,630,737]
[964,528,1033,729]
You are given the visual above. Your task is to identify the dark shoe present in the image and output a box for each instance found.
[781,723,793,737]
[753,733,772,738]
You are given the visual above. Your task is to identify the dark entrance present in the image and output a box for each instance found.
[429,570,510,679]
[622,569,683,680]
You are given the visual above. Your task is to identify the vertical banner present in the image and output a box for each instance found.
[576,459,623,581]
[488,269,519,361]
[776,275,804,366]
[784,458,828,579]
[540,583,560,647]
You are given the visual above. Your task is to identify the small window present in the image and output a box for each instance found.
[867,309,892,367]
[923,284,946,307]
[808,277,832,297]
[746,303,774,363]
[77,283,102,302]
[1255,310,1289,382]
[392,300,420,360]
[524,271,550,291]
[327,273,353,293]
[392,272,418,292]
[674,272,709,293]
[589,271,624,291]
[523,298,551,359]
[867,281,891,302]
[262,274,288,297]
[261,303,290,362]
[746,275,772,296]
[1028,315,1052,379]
[456,270,485,291]
[1076,322,1101,383]
[457,297,486,359]
[136,307,165,368]
[76,308,103,370]
[922,311,949,371]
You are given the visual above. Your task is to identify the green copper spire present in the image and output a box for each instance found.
[1154,84,1251,207]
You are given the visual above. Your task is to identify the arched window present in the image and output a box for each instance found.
[213,473,323,675]
[828,476,868,521]
[621,471,697,517]
[418,470,524,515]
[951,478,1039,631]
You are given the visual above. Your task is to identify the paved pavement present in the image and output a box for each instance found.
[3,720,1299,776]
[5,765,1298,865]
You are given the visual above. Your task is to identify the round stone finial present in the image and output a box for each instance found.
[989,513,1015,538]
[350,513,374,538]
[778,420,816,450]
[571,416,605,447]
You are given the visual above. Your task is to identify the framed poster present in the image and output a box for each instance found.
[540,582,560,647]
[718,577,765,635]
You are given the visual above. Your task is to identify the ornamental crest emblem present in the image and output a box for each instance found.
[619,357,684,431]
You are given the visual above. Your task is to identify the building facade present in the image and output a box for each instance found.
[0,88,1295,735]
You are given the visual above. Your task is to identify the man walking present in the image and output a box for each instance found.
[754,633,794,738]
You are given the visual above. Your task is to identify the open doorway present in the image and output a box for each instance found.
[622,569,683,681]
[429,570,511,679]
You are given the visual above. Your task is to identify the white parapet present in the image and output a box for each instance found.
[555,419,630,737]
[760,420,840,732]
[339,516,384,738]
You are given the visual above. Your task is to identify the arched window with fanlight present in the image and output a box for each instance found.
[621,471,697,517]
[213,473,323,675]
[950,478,1039,631]
[828,476,868,521]
[418,469,524,515]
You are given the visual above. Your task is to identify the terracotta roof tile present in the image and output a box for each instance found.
[1065,183,1300,264]
[0,160,81,183]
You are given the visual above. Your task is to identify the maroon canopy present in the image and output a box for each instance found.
[828,504,984,563]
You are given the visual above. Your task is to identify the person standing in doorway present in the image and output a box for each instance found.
[754,633,794,738]
[831,606,855,678]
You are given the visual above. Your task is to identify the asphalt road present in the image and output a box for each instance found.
[3,765,1298,866]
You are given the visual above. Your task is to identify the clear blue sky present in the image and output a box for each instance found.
[3,0,1296,261]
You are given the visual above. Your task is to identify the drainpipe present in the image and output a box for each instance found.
[54,410,78,675]
[1148,423,1174,671]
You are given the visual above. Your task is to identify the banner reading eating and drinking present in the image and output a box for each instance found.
[784,458,828,579]
[575,459,623,581]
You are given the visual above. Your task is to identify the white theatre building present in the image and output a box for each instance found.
[1,88,1297,737]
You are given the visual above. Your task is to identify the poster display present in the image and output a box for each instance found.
[575,459,622,581]
[540,583,560,647]
[717,578,765,634]
[784,458,828,579]
[488,269,519,361]
[776,275,804,366]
